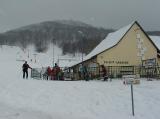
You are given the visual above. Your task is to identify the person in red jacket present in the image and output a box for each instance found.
[46,66,52,80]
[22,61,32,79]
[51,67,56,80]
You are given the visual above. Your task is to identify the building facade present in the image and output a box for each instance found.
[97,22,158,66]
[69,21,160,79]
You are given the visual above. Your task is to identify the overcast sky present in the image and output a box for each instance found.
[0,0,160,33]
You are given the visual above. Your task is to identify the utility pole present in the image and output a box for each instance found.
[78,31,84,63]
[28,49,29,58]
[53,38,55,67]
[33,53,37,63]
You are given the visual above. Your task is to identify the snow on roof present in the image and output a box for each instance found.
[69,23,160,68]
[149,36,160,50]
[84,22,134,61]
[69,22,135,67]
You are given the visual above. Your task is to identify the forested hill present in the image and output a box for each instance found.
[147,31,160,36]
[0,20,113,55]
[0,20,159,55]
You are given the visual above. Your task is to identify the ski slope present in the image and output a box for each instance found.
[0,45,160,119]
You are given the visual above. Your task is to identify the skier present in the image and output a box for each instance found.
[58,69,64,80]
[51,67,56,80]
[54,63,60,80]
[46,66,52,80]
[22,61,32,79]
[101,65,108,81]
[83,65,89,81]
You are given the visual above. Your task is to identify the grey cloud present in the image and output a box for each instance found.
[0,0,160,32]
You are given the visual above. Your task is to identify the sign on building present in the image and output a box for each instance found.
[142,58,156,68]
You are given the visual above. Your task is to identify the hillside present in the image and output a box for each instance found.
[0,20,113,55]
[147,31,160,36]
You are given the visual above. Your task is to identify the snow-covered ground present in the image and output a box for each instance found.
[0,45,160,119]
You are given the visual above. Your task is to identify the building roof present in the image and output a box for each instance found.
[84,22,134,61]
[149,36,160,50]
[69,21,160,67]
[69,22,135,67]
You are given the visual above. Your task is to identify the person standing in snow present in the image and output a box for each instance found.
[58,69,64,80]
[54,63,60,80]
[83,65,89,81]
[51,67,56,80]
[46,66,52,80]
[22,61,32,79]
[101,65,108,81]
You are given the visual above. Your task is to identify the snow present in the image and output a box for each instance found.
[0,45,160,119]
[70,22,160,67]
[149,36,160,50]
[70,22,134,66]
[84,22,133,61]
[85,24,160,63]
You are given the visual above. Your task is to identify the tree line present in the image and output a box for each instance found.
[0,20,114,55]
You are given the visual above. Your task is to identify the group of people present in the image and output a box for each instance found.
[45,63,64,80]
[22,61,108,81]
[22,61,64,80]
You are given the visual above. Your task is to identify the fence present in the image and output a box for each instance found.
[31,66,160,80]
[31,67,65,80]
[68,66,160,80]
[31,68,45,79]
[110,66,160,78]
